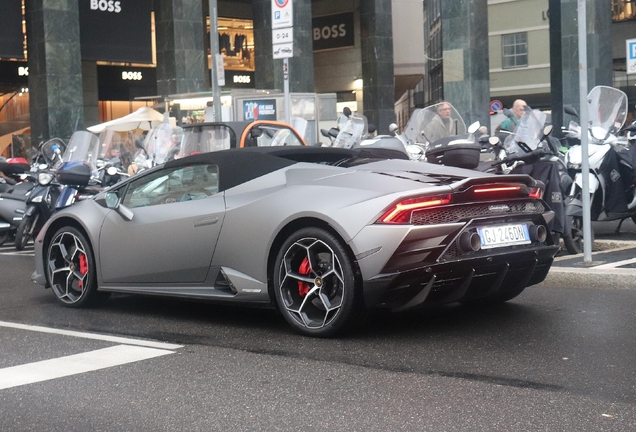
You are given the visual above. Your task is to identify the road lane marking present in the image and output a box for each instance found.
[592,257,636,269]
[0,321,183,350]
[549,266,636,275]
[0,345,174,390]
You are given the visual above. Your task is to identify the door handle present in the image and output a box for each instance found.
[194,216,218,227]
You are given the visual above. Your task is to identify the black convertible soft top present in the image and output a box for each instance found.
[164,146,409,192]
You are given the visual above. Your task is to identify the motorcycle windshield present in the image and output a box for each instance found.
[144,121,184,165]
[587,86,628,139]
[178,124,234,158]
[407,103,466,145]
[60,131,100,171]
[40,138,67,167]
[503,107,546,155]
[333,115,368,149]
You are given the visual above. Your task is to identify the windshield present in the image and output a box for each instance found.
[405,103,466,145]
[587,86,628,140]
[143,122,184,165]
[60,131,100,171]
[332,115,368,149]
[39,138,67,167]
[503,106,547,155]
[178,125,233,158]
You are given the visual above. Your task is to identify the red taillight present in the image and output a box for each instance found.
[474,186,521,194]
[529,187,543,199]
[378,194,451,224]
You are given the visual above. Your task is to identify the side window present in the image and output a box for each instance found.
[121,164,219,208]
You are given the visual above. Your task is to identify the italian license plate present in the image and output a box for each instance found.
[477,224,530,249]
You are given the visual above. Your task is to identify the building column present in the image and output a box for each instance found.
[441,0,490,130]
[561,0,613,120]
[25,0,84,142]
[253,0,314,93]
[360,0,395,134]
[82,61,99,127]
[155,0,207,96]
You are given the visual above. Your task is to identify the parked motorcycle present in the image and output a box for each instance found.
[562,85,636,254]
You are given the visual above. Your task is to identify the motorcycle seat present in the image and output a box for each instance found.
[0,192,28,201]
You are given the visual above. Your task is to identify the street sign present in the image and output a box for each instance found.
[273,42,293,59]
[490,100,503,112]
[627,38,636,74]
[273,27,293,44]
[272,0,293,29]
[215,53,225,86]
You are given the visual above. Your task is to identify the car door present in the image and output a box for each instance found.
[99,163,224,284]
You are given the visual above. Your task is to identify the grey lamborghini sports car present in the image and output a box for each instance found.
[32,146,559,337]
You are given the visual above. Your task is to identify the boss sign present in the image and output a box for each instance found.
[312,13,354,52]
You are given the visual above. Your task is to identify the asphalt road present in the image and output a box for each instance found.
[1,243,635,431]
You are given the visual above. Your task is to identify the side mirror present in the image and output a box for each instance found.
[543,125,553,136]
[104,192,133,221]
[563,105,579,118]
[389,123,399,134]
[467,121,481,134]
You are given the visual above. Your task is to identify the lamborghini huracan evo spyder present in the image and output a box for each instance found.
[32,146,559,337]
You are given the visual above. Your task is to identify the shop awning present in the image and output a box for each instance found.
[87,106,168,133]
[0,127,30,156]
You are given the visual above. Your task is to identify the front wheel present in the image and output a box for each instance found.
[46,226,109,308]
[15,214,34,251]
[272,227,365,337]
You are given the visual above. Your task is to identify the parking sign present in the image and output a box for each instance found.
[627,38,636,74]
[272,0,293,29]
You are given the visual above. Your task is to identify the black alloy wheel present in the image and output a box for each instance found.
[273,227,365,337]
[563,215,584,254]
[46,226,109,308]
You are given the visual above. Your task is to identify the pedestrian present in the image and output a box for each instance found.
[499,99,527,132]
[423,101,455,143]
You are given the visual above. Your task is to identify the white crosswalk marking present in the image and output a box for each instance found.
[0,345,174,390]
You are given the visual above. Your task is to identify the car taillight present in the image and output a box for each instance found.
[377,194,451,224]
[529,187,543,199]
[473,185,521,194]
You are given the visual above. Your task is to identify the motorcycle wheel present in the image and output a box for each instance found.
[563,215,594,254]
[0,231,8,247]
[15,215,33,251]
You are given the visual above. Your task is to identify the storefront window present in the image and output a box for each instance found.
[206,17,254,72]
[613,0,636,21]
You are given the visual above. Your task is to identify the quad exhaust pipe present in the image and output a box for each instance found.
[529,224,547,242]
[457,231,481,253]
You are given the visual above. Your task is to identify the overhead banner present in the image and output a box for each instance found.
[79,0,152,63]
[97,65,157,101]
[0,0,24,59]
[312,12,355,52]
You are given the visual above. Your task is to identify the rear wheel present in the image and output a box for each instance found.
[273,227,365,337]
[563,215,591,254]
[15,214,34,251]
[46,226,109,308]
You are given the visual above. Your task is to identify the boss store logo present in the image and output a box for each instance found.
[90,0,122,13]
[312,12,354,52]
[225,71,255,89]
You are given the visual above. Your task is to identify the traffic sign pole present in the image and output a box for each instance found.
[272,0,293,124]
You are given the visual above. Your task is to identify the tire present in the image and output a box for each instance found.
[272,227,365,337]
[46,226,109,308]
[563,215,593,254]
[14,215,34,251]
[0,231,8,247]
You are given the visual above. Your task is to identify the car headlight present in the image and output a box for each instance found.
[38,172,54,185]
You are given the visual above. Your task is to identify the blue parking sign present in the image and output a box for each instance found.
[630,41,636,59]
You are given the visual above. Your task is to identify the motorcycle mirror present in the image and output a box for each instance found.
[467,121,481,134]
[388,123,399,134]
[563,105,579,118]
[320,129,330,138]
[488,136,499,146]
[543,125,553,136]
[328,127,339,138]
[343,107,352,118]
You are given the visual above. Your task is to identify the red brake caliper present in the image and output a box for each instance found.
[78,254,88,289]
[297,257,311,297]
